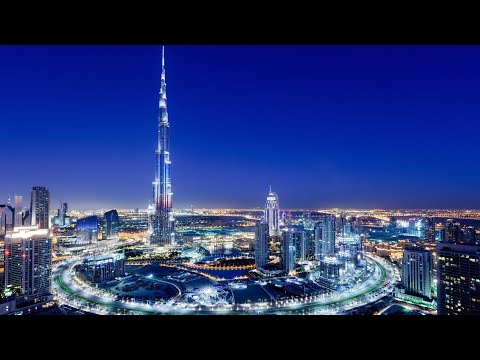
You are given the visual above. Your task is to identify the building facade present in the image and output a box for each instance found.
[402,248,433,299]
[293,230,307,262]
[83,252,125,283]
[445,219,455,243]
[282,228,296,274]
[104,209,120,239]
[423,216,435,242]
[30,186,50,229]
[265,186,280,237]
[437,243,480,315]
[151,47,175,246]
[14,195,23,228]
[314,221,323,260]
[464,226,477,245]
[255,219,269,269]
[4,226,52,306]
[76,215,99,244]
[321,215,336,259]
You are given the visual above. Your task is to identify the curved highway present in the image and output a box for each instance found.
[52,254,399,315]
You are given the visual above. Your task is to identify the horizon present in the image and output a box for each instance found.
[2,45,480,209]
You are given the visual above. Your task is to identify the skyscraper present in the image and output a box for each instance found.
[445,218,454,243]
[76,215,99,244]
[151,46,175,246]
[402,248,433,299]
[282,228,296,274]
[0,205,6,236]
[4,226,52,306]
[336,213,347,237]
[104,209,120,239]
[293,230,307,262]
[314,215,336,260]
[14,195,23,228]
[464,226,476,245]
[314,220,323,260]
[255,219,269,270]
[30,186,50,229]
[423,216,435,242]
[437,243,480,315]
[453,222,462,243]
[323,215,336,257]
[265,186,280,237]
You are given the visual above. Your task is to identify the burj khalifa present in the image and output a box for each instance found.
[150,46,175,245]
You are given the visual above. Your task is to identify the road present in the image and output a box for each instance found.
[52,254,399,315]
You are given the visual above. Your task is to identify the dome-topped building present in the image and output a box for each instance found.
[265,185,280,236]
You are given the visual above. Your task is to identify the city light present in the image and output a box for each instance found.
[2,46,480,316]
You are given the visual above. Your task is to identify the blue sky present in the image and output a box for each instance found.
[1,45,479,209]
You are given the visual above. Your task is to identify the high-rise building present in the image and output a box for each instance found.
[402,248,433,299]
[445,219,454,243]
[53,202,70,228]
[104,209,120,239]
[4,226,52,306]
[151,46,175,246]
[423,216,435,243]
[464,226,476,245]
[323,215,336,258]
[352,216,362,235]
[14,195,23,228]
[30,186,50,229]
[61,202,67,218]
[255,219,269,270]
[265,186,280,237]
[0,205,6,236]
[303,229,315,260]
[303,212,315,231]
[293,230,307,262]
[314,220,323,260]
[82,252,125,283]
[336,213,347,237]
[282,228,296,274]
[437,243,480,315]
[314,215,336,260]
[76,215,99,244]
[438,228,445,242]
[453,222,462,243]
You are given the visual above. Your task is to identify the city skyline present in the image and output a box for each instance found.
[2,45,480,209]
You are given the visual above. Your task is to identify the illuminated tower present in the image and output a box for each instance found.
[437,243,480,315]
[151,47,175,246]
[4,226,52,306]
[255,218,269,270]
[14,195,23,228]
[282,227,296,274]
[30,186,50,229]
[402,248,433,299]
[265,186,280,237]
[423,216,435,243]
[445,218,454,243]
[315,214,336,259]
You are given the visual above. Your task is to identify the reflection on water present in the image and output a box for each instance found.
[195,242,253,278]
[200,269,247,279]
[202,242,245,261]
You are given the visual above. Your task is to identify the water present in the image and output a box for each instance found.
[202,243,248,261]
[197,269,247,279]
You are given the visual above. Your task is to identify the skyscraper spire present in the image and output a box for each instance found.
[162,46,165,67]
[269,185,272,193]
[151,46,175,246]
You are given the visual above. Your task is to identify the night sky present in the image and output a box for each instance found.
[1,45,480,210]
